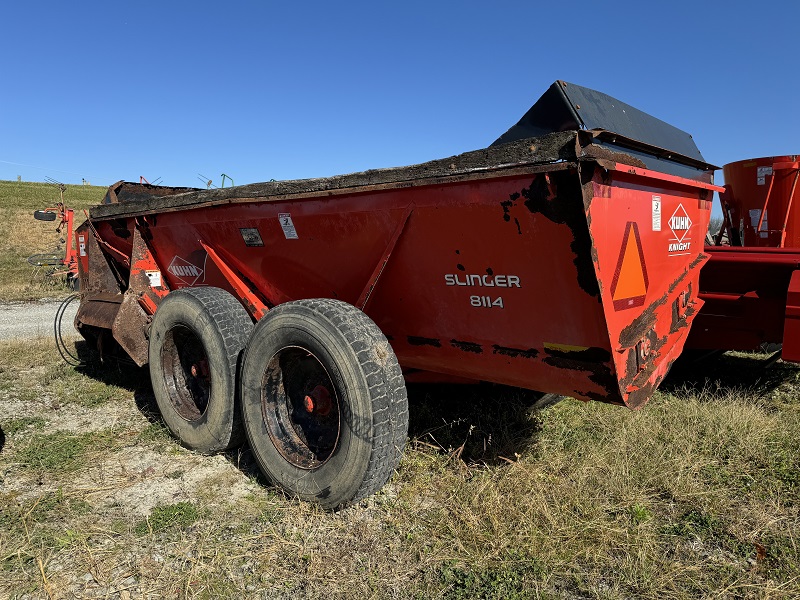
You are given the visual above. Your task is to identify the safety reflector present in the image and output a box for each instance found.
[611,222,649,311]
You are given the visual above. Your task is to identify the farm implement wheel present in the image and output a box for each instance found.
[241,299,408,509]
[27,252,63,267]
[149,287,253,453]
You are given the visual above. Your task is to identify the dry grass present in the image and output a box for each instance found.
[1,338,799,598]
[0,180,105,302]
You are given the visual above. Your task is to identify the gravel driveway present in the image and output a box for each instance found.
[0,298,79,341]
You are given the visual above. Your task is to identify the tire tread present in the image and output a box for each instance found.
[265,298,408,505]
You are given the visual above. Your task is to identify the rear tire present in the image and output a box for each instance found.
[241,299,408,509]
[149,287,253,453]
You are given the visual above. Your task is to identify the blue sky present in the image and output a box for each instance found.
[1,1,798,191]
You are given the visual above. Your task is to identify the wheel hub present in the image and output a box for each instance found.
[261,346,341,469]
[303,384,332,416]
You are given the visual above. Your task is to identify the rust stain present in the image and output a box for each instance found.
[625,382,655,410]
[521,173,600,298]
[491,345,539,359]
[542,345,617,398]
[450,339,483,354]
[543,345,611,363]
[407,336,441,348]
[500,199,514,222]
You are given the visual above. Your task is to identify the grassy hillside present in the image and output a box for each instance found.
[0,338,798,598]
[0,180,107,302]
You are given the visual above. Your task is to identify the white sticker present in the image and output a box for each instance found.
[757,166,773,177]
[652,196,662,231]
[167,254,206,286]
[278,213,299,239]
[146,270,162,288]
[757,176,766,186]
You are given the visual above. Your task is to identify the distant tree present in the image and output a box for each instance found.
[706,216,725,244]
[708,216,724,235]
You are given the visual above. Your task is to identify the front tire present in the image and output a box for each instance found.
[149,287,253,453]
[241,299,408,509]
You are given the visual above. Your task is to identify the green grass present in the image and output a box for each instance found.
[0,179,106,301]
[134,502,200,535]
[0,338,146,410]
[2,416,46,437]
[15,430,119,474]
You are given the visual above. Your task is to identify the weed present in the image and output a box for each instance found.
[135,502,199,535]
[137,422,172,446]
[629,503,652,525]
[761,533,800,580]
[16,432,92,472]
[663,509,719,539]
[3,416,46,437]
[15,430,116,474]
[438,559,543,599]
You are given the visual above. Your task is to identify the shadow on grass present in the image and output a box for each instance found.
[0,426,5,453]
[72,340,270,485]
[406,383,545,465]
[72,336,546,484]
[72,340,162,418]
[662,350,800,399]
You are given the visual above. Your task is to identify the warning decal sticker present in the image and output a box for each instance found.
[240,227,264,247]
[145,270,162,288]
[652,196,662,232]
[757,165,773,185]
[278,213,299,240]
[610,221,649,311]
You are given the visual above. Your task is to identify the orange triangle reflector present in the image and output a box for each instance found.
[611,222,648,311]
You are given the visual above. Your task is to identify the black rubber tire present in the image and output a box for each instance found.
[149,287,253,453]
[241,299,408,509]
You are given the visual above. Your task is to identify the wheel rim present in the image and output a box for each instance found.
[160,324,211,421]
[261,346,341,469]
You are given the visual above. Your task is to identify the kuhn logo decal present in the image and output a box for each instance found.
[167,254,206,285]
[668,204,692,254]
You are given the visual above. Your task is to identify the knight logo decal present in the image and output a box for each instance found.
[668,204,692,255]
[167,251,208,286]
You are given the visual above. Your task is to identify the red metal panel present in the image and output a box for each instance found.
[588,166,711,406]
[782,270,800,362]
[686,246,800,356]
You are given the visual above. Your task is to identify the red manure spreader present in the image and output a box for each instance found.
[687,155,800,363]
[71,82,717,507]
